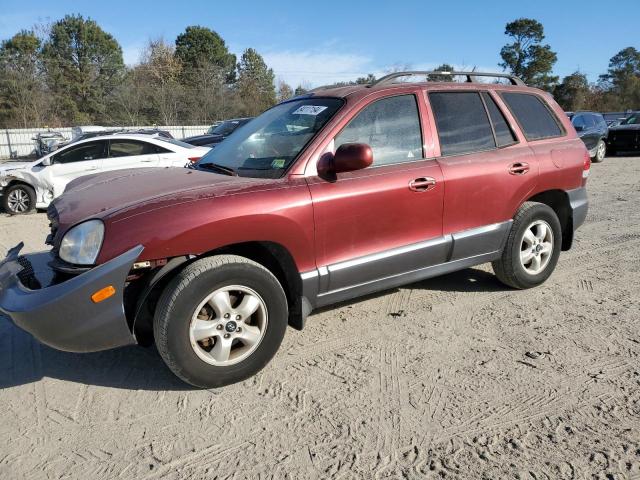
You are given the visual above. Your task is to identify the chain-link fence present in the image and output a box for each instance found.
[0,125,212,159]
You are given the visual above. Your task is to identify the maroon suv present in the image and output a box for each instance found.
[0,71,590,388]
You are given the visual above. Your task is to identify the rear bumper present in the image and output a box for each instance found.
[568,187,588,231]
[0,244,143,353]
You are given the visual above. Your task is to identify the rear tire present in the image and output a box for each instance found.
[153,255,288,388]
[492,202,562,289]
[2,184,36,214]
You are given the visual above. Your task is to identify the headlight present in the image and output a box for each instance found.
[59,220,104,265]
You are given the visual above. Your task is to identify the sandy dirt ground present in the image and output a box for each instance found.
[0,156,639,479]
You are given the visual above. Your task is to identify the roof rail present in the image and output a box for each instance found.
[368,71,526,87]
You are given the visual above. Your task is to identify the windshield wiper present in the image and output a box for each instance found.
[197,162,238,176]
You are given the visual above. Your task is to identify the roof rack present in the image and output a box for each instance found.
[368,71,526,87]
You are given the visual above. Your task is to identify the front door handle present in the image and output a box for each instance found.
[508,162,530,175]
[409,177,436,192]
[85,166,98,171]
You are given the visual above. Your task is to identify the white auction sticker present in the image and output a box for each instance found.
[292,105,328,115]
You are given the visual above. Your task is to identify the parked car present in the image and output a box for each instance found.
[0,134,209,214]
[606,111,640,155]
[58,128,174,149]
[566,111,608,162]
[0,71,589,388]
[182,118,253,147]
[32,132,67,156]
[602,112,629,127]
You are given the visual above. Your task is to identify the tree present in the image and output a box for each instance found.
[294,84,308,96]
[236,48,276,116]
[599,47,640,109]
[42,14,124,124]
[138,38,184,125]
[0,30,49,127]
[276,80,293,102]
[427,63,456,82]
[174,26,236,82]
[499,18,558,91]
[553,71,590,111]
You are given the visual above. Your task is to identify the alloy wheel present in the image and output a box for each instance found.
[520,220,554,275]
[189,285,268,366]
[7,188,31,213]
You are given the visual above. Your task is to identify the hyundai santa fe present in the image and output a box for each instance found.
[0,71,589,388]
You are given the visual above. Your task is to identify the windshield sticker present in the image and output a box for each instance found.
[292,105,328,116]
[271,158,286,168]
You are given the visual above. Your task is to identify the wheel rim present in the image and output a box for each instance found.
[7,188,31,213]
[597,141,605,160]
[189,285,268,366]
[520,220,554,275]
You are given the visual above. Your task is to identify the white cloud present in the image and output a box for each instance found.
[262,50,373,88]
[122,43,145,66]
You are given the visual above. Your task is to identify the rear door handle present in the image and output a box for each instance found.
[508,162,530,175]
[409,177,436,192]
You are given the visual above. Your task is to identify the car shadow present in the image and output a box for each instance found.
[0,314,193,391]
[1,267,509,391]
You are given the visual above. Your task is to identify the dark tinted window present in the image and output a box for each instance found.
[429,92,495,156]
[335,94,423,166]
[54,141,106,164]
[572,114,586,129]
[501,92,563,140]
[481,92,517,147]
[109,140,157,158]
[583,114,596,128]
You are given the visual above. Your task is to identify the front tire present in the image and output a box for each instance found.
[154,255,288,388]
[593,139,606,163]
[2,184,36,214]
[492,202,562,289]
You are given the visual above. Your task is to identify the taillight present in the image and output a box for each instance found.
[188,156,201,163]
[582,150,591,184]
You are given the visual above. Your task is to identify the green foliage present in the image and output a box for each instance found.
[598,47,640,109]
[500,18,558,91]
[553,72,590,111]
[41,14,124,124]
[175,26,236,82]
[236,48,276,116]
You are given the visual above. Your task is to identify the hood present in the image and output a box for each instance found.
[51,166,267,229]
[0,159,41,173]
[182,134,224,145]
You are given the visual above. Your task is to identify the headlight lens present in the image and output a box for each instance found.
[59,220,104,265]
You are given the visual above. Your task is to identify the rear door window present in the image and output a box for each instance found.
[109,140,157,157]
[335,94,423,166]
[481,92,517,147]
[429,92,495,156]
[501,92,563,140]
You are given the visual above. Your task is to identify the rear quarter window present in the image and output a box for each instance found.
[501,92,564,141]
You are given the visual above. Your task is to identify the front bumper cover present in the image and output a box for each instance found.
[0,244,143,353]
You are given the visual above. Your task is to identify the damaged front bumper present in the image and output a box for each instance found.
[0,243,143,353]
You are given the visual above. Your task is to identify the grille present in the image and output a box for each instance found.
[46,203,59,248]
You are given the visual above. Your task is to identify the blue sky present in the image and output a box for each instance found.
[1,0,638,87]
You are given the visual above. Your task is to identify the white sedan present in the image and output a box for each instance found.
[0,134,210,214]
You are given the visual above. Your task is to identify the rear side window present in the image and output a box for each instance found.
[501,92,563,140]
[429,92,495,156]
[335,94,423,166]
[481,92,517,147]
[109,140,157,158]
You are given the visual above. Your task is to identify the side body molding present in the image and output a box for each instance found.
[301,220,512,309]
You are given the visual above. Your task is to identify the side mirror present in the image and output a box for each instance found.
[574,125,585,132]
[42,157,52,166]
[318,143,373,179]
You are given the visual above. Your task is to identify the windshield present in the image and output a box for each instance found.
[196,98,344,178]
[211,120,244,136]
[621,113,639,125]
